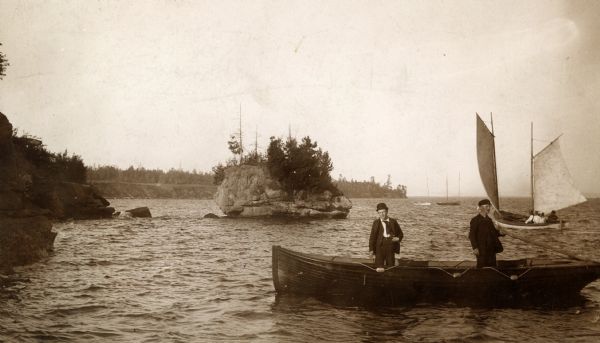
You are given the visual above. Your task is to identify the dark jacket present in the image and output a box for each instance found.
[469,214,503,254]
[547,213,559,223]
[369,218,404,254]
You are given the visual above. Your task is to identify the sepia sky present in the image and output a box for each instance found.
[1,0,599,197]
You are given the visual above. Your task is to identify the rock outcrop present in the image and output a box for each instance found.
[214,165,352,218]
[0,112,114,274]
[35,181,115,220]
[0,112,56,274]
[125,206,152,218]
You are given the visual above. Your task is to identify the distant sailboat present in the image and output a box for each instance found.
[436,173,461,206]
[475,113,586,229]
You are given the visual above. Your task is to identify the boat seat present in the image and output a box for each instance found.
[497,259,531,268]
[396,259,430,267]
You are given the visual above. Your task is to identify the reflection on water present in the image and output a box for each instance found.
[1,198,600,342]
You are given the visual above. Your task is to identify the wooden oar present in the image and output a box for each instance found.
[497,227,600,264]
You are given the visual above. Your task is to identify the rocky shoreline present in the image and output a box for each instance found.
[0,112,114,275]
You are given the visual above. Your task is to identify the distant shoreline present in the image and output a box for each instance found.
[90,181,217,199]
[90,181,411,200]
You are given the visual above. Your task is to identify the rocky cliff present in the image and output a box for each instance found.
[214,165,352,218]
[0,112,113,274]
[0,113,54,274]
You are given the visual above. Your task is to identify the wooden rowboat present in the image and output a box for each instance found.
[272,246,600,305]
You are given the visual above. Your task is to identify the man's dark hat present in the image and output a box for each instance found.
[478,199,491,206]
[376,202,388,211]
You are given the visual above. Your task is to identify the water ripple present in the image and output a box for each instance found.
[1,198,600,342]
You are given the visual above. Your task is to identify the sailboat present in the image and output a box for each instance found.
[476,113,586,229]
[436,173,461,206]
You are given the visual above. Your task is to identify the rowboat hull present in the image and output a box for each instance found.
[272,246,600,305]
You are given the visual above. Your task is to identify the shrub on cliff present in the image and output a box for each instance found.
[267,136,340,196]
[53,150,86,183]
[11,131,87,183]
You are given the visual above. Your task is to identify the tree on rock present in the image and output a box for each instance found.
[227,134,243,163]
[267,136,339,196]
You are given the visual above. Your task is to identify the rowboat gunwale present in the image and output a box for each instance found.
[274,245,594,270]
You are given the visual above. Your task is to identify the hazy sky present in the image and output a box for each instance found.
[1,0,599,197]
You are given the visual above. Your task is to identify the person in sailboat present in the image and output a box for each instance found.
[525,210,543,224]
[469,199,504,268]
[539,212,547,224]
[369,202,403,271]
[547,210,559,224]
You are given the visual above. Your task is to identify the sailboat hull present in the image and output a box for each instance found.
[436,202,460,206]
[493,217,563,230]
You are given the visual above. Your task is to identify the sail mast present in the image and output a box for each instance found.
[530,122,534,212]
[490,113,500,210]
[239,104,243,157]
[445,174,449,201]
[254,126,258,156]
[458,171,461,199]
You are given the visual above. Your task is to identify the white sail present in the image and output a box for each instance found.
[533,137,586,214]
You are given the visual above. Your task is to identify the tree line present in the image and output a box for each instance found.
[87,165,213,185]
[335,178,407,198]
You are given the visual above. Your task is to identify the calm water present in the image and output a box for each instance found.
[2,197,600,342]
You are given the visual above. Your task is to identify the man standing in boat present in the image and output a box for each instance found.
[369,202,403,270]
[469,199,504,268]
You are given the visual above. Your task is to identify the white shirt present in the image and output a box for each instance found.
[526,215,544,224]
[381,219,390,237]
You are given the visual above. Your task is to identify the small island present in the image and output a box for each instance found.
[213,135,352,218]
